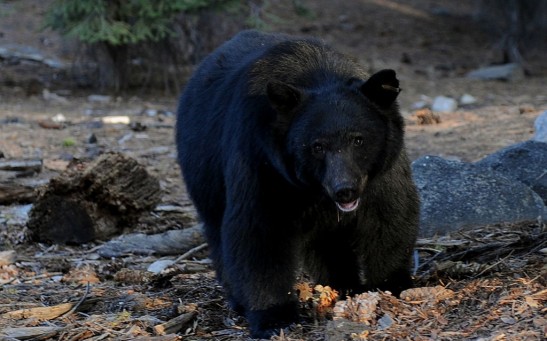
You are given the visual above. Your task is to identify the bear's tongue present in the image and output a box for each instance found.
[336,198,360,213]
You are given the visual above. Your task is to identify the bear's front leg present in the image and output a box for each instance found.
[362,223,416,297]
[220,210,300,338]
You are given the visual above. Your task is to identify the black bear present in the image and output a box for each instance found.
[176,30,419,338]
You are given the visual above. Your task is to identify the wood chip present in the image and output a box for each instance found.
[2,302,73,320]
[153,311,197,335]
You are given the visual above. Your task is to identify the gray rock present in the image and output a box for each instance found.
[87,94,112,103]
[466,63,524,81]
[475,140,547,204]
[412,156,545,237]
[377,313,394,330]
[147,259,175,274]
[534,111,547,143]
[459,94,477,106]
[0,44,66,69]
[431,96,458,112]
[325,320,370,341]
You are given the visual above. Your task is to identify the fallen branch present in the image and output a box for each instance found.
[97,224,205,257]
[175,243,208,263]
[0,159,42,173]
[2,302,73,320]
[62,282,91,318]
[0,182,36,204]
[153,311,198,335]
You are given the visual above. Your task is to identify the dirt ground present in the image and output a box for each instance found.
[0,0,546,340]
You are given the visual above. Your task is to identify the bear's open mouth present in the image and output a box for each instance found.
[335,199,360,212]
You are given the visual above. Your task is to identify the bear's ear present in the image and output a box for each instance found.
[359,69,401,108]
[267,81,303,114]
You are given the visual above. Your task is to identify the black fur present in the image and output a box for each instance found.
[176,30,419,339]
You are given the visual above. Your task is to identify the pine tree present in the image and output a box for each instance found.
[44,0,242,90]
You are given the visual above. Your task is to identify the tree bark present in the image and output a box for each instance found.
[27,152,162,244]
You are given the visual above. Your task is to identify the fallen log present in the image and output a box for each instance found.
[97,224,205,257]
[27,152,162,244]
[0,159,42,173]
[0,182,36,204]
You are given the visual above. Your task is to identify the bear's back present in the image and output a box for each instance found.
[189,30,368,96]
[247,33,369,96]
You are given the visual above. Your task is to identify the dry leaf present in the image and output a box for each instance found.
[295,282,314,302]
[63,265,100,284]
[333,292,380,324]
[400,286,455,303]
[525,296,539,308]
[314,285,339,310]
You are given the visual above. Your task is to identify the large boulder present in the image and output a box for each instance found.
[412,155,545,237]
[475,140,547,204]
[533,111,547,143]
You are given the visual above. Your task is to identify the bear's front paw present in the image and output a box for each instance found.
[247,302,299,339]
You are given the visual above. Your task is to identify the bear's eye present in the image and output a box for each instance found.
[353,136,363,146]
[312,142,325,155]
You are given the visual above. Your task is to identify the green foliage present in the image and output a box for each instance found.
[45,0,240,45]
[62,137,76,147]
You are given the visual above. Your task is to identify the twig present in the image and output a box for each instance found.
[471,250,514,279]
[1,272,64,286]
[174,243,208,263]
[62,282,91,318]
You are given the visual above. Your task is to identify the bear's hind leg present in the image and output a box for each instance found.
[202,223,245,315]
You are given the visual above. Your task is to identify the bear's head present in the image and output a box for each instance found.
[267,69,404,212]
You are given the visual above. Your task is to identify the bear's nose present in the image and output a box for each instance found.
[334,186,358,204]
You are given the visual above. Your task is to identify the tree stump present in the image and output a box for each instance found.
[27,152,162,244]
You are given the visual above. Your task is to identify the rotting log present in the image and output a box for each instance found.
[97,224,205,257]
[0,159,42,173]
[0,182,36,204]
[27,152,162,244]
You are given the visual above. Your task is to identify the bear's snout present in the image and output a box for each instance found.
[334,184,358,204]
[332,184,360,212]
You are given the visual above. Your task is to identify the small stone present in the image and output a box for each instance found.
[377,313,394,330]
[411,100,429,110]
[87,94,112,103]
[466,63,524,81]
[431,96,458,112]
[500,316,516,325]
[42,89,69,104]
[88,134,98,144]
[102,116,130,125]
[147,259,175,274]
[52,113,66,123]
[459,94,477,106]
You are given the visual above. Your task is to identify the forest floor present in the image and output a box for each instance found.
[0,0,546,340]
